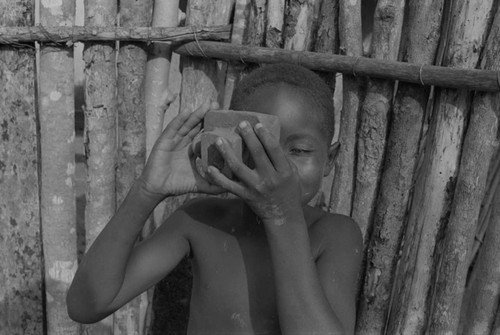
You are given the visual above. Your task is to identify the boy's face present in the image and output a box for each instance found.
[241,83,336,205]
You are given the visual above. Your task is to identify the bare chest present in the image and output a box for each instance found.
[187,224,281,334]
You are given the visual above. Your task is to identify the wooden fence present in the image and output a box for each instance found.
[1,0,499,334]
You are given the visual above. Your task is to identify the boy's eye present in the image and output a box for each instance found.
[289,148,312,155]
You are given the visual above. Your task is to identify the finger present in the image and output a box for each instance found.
[191,157,225,194]
[254,123,289,172]
[210,101,220,110]
[206,165,246,197]
[237,121,273,172]
[175,99,211,138]
[178,123,202,148]
[159,90,177,110]
[158,108,192,143]
[215,137,256,185]
[191,132,202,158]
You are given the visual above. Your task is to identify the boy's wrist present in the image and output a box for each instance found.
[132,178,168,205]
[259,205,305,227]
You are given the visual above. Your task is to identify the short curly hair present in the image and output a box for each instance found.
[229,63,335,141]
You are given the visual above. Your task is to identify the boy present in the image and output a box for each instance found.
[67,64,363,334]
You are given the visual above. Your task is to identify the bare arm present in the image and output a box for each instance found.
[67,99,221,323]
[264,214,362,334]
[207,121,362,334]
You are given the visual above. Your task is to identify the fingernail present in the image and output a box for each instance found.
[239,121,248,129]
[216,138,223,146]
[255,123,263,130]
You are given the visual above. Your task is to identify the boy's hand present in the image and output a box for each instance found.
[138,98,224,200]
[207,121,303,224]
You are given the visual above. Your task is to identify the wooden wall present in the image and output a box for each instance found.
[0,0,499,334]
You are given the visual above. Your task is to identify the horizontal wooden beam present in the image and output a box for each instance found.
[175,41,500,92]
[0,25,231,45]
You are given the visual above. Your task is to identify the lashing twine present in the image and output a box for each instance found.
[192,26,207,58]
[419,64,426,86]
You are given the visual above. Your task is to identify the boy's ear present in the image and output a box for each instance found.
[323,142,339,177]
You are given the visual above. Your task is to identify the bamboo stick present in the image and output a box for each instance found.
[356,1,445,333]
[174,41,500,92]
[387,1,496,333]
[328,0,362,215]
[351,0,405,239]
[38,1,79,334]
[114,1,153,334]
[433,7,500,333]
[83,0,118,333]
[0,25,230,44]
[0,1,43,334]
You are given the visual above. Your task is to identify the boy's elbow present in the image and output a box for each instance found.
[66,288,109,324]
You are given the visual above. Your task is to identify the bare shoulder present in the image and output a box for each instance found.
[305,207,363,261]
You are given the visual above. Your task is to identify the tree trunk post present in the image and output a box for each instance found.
[114,1,153,334]
[387,0,496,333]
[434,5,500,333]
[356,1,445,333]
[222,0,250,109]
[329,0,362,216]
[83,0,118,333]
[311,0,339,209]
[38,1,80,334]
[351,0,405,239]
[266,0,285,48]
[0,1,43,334]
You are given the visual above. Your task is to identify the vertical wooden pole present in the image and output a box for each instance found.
[283,0,322,51]
[387,0,496,333]
[114,1,153,334]
[222,0,250,109]
[150,1,234,333]
[83,0,118,333]
[143,0,179,233]
[38,1,79,334]
[462,163,500,334]
[144,0,179,159]
[312,0,339,209]
[494,307,500,335]
[313,0,339,91]
[0,1,43,334]
[329,0,362,215]
[429,5,500,331]
[180,0,234,111]
[356,1,445,333]
[266,0,285,48]
[246,0,267,47]
[351,0,405,239]
[282,0,339,209]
